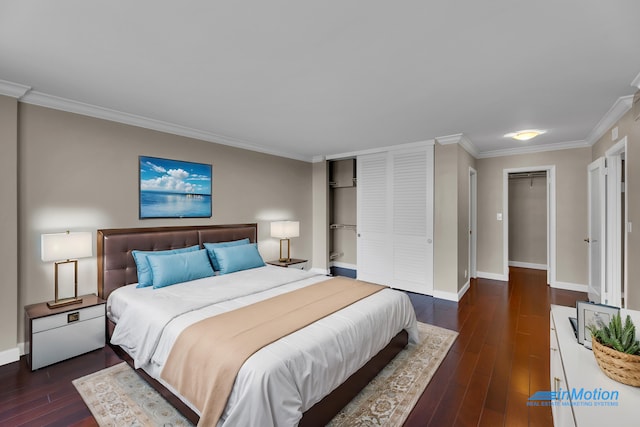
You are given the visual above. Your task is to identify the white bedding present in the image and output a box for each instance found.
[108,266,418,426]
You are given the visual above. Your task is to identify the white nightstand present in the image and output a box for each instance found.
[25,294,106,370]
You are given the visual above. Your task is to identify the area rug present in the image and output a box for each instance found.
[73,322,457,426]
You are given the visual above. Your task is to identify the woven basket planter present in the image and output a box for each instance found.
[592,338,640,387]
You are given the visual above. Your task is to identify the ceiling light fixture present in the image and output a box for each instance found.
[504,129,547,141]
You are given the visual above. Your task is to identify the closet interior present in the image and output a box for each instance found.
[328,159,357,277]
[508,170,548,270]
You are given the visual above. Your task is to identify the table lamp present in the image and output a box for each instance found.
[271,221,299,262]
[41,231,92,308]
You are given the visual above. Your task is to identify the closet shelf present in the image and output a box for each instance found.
[329,180,357,189]
[330,224,357,231]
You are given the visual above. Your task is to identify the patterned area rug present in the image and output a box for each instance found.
[73,322,457,426]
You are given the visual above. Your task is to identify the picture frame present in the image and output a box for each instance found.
[576,300,620,349]
[139,156,212,219]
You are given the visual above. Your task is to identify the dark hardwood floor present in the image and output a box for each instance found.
[405,267,585,427]
[0,267,585,426]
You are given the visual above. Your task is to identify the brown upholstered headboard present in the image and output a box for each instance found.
[97,224,258,300]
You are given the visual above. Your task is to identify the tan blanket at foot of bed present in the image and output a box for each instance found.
[161,276,386,426]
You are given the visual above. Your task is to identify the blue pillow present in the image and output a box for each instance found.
[132,245,199,288]
[212,243,265,275]
[203,238,250,270]
[147,249,214,289]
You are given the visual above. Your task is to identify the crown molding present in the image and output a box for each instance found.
[435,133,479,158]
[324,139,435,161]
[631,71,640,90]
[8,76,636,162]
[435,133,462,145]
[0,79,31,98]
[584,95,633,146]
[476,139,590,159]
[18,90,312,162]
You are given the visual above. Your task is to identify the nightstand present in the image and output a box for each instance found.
[25,294,106,371]
[266,258,308,269]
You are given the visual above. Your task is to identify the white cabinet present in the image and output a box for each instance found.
[357,143,434,295]
[550,310,576,426]
[550,305,640,426]
[25,295,105,370]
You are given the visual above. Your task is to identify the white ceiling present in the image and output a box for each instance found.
[1,1,640,161]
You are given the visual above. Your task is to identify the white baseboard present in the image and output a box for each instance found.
[476,271,508,282]
[0,346,20,366]
[551,281,588,293]
[329,261,357,270]
[433,280,471,302]
[509,261,547,270]
[309,267,330,275]
[458,279,471,300]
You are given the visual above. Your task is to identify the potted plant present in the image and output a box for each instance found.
[588,312,640,387]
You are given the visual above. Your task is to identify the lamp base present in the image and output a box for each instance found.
[47,297,83,309]
[279,238,292,263]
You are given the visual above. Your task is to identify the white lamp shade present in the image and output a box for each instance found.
[41,231,93,262]
[270,221,299,239]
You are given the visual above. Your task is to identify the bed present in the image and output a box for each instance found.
[98,224,418,426]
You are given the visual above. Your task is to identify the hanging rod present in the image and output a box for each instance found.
[330,224,357,231]
[508,171,547,179]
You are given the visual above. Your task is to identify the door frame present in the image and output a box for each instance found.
[502,165,556,285]
[469,167,477,279]
[587,157,607,302]
[605,136,628,307]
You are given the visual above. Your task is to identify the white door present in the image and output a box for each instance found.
[357,152,392,285]
[357,145,434,295]
[587,158,607,303]
[390,147,434,294]
[604,137,628,308]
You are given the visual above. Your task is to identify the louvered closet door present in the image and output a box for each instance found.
[391,147,433,294]
[357,145,434,295]
[356,152,392,284]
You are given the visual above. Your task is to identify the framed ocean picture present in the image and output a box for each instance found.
[139,156,212,219]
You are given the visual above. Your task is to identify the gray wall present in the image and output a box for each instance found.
[0,96,18,356]
[457,145,476,290]
[434,143,458,295]
[477,148,591,285]
[11,103,312,346]
[434,142,476,297]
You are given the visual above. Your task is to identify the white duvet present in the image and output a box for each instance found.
[108,266,418,426]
